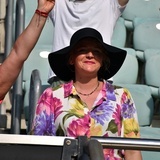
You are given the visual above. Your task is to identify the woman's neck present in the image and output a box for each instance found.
[73,78,103,110]
[74,78,99,94]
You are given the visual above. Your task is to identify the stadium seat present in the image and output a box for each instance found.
[143,50,160,115]
[144,50,160,98]
[111,17,127,48]
[113,48,138,84]
[122,0,160,31]
[133,18,160,61]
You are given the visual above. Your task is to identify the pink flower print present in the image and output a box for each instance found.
[50,97,63,120]
[36,88,53,115]
[112,104,122,136]
[121,91,128,104]
[67,115,90,137]
[64,82,73,97]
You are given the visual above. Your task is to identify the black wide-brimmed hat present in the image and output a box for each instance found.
[48,28,126,81]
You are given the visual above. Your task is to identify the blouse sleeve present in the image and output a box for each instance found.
[120,88,141,138]
[31,87,56,136]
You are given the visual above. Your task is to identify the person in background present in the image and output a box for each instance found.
[0,0,55,103]
[31,27,142,160]
[48,0,129,85]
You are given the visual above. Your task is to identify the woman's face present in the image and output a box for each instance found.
[69,38,106,76]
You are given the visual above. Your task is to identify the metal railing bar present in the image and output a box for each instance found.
[91,137,160,151]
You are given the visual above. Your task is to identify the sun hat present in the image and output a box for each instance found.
[48,27,126,81]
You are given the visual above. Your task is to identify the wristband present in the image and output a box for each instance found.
[35,9,48,18]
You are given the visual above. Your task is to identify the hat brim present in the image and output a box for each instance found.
[48,43,126,81]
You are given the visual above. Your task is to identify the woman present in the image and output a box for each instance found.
[31,28,142,160]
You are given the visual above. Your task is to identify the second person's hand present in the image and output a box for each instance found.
[37,0,55,13]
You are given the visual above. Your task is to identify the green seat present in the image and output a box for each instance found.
[111,17,126,48]
[143,50,160,116]
[140,126,160,160]
[122,0,160,31]
[144,51,160,98]
[133,18,160,61]
[140,50,160,160]
[140,127,160,139]
[113,48,138,84]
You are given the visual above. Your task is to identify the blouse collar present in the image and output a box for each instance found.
[63,80,116,101]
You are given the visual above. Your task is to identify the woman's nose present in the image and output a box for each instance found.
[86,51,94,58]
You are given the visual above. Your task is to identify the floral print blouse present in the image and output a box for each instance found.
[31,80,140,160]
